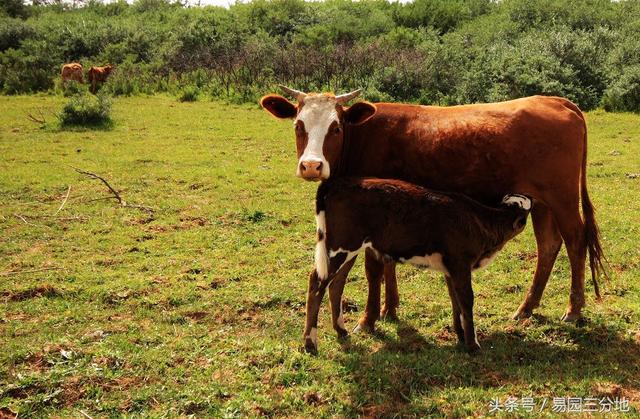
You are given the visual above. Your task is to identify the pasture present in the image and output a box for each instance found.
[1,95,639,417]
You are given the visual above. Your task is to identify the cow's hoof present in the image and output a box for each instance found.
[512,307,533,320]
[353,320,375,334]
[561,310,583,323]
[381,308,399,322]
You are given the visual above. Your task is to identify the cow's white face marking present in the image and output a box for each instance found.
[400,252,450,276]
[296,96,338,179]
[314,211,329,280]
[502,194,532,211]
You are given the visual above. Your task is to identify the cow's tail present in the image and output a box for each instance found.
[579,112,606,299]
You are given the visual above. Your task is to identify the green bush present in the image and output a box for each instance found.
[62,80,87,97]
[601,66,640,113]
[178,85,199,102]
[58,93,113,127]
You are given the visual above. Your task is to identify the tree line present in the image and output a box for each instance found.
[1,0,640,111]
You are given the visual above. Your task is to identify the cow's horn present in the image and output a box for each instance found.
[278,85,306,101]
[335,89,362,104]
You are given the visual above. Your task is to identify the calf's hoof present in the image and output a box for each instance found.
[561,310,583,323]
[303,339,318,355]
[466,342,481,354]
[335,327,349,339]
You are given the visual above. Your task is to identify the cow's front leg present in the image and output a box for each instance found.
[355,249,384,333]
[381,261,399,321]
[328,257,357,338]
[303,269,326,354]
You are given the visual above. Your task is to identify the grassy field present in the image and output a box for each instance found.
[1,95,639,417]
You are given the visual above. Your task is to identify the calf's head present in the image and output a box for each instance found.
[501,194,533,237]
[260,86,376,181]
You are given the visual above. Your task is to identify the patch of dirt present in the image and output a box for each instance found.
[0,407,17,419]
[179,216,209,228]
[1,284,60,302]
[183,311,208,321]
[303,391,324,405]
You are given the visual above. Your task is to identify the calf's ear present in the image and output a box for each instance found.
[344,102,376,125]
[260,95,297,119]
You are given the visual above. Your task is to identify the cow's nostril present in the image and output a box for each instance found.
[300,162,307,172]
[316,162,323,171]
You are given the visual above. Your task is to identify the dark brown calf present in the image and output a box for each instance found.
[88,65,114,93]
[303,178,532,354]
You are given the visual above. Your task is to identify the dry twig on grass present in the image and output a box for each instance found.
[0,266,62,277]
[26,107,47,125]
[72,167,154,214]
[53,185,72,216]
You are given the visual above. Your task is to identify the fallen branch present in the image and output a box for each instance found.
[72,167,154,214]
[0,266,62,277]
[53,185,72,216]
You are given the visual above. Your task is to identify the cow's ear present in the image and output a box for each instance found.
[344,102,376,125]
[260,95,297,119]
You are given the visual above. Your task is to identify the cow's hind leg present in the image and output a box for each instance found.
[355,249,384,333]
[328,257,357,338]
[513,204,563,319]
[555,206,588,322]
[381,261,399,321]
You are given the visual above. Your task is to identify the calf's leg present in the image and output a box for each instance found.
[328,257,357,338]
[449,269,480,353]
[513,204,563,319]
[445,276,465,345]
[355,249,384,333]
[303,269,327,354]
[381,261,399,321]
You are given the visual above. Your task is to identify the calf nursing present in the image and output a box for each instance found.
[303,178,532,354]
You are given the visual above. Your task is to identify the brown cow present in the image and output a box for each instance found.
[61,63,84,85]
[304,177,532,354]
[261,88,605,333]
[88,65,114,93]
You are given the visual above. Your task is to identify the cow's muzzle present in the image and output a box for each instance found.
[299,161,324,181]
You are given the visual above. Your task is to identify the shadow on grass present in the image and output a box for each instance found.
[335,319,640,416]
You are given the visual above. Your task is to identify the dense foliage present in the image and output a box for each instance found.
[58,91,112,126]
[1,0,640,110]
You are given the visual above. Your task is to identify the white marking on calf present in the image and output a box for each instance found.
[502,194,532,211]
[475,251,499,271]
[295,96,338,178]
[337,300,345,330]
[400,252,450,276]
[329,241,373,274]
[314,211,329,279]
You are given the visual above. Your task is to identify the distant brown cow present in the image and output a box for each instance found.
[88,65,114,93]
[61,63,84,85]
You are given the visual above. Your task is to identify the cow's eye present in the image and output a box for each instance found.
[295,124,303,134]
[333,126,342,135]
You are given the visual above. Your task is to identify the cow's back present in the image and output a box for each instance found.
[345,96,585,203]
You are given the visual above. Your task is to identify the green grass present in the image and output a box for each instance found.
[1,95,639,417]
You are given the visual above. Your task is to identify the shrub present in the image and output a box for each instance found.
[58,92,113,127]
[62,80,87,97]
[178,85,199,102]
[601,66,640,113]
